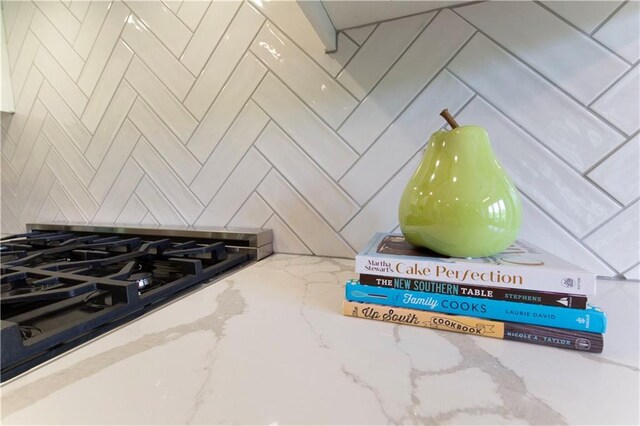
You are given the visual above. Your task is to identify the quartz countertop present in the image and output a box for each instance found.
[1,255,638,425]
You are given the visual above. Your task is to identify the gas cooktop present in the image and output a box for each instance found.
[0,223,272,382]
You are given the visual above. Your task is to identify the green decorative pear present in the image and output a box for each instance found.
[398,109,521,258]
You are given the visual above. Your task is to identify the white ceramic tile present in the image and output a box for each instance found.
[81,40,134,133]
[255,122,359,230]
[594,0,640,63]
[1,152,19,189]
[125,0,191,57]
[264,214,312,255]
[41,115,94,188]
[252,73,357,180]
[162,0,182,14]
[187,53,266,162]
[228,192,273,228]
[134,175,187,226]
[34,0,80,43]
[45,149,98,219]
[77,1,130,96]
[15,132,50,205]
[73,1,110,60]
[338,10,474,153]
[340,71,473,205]
[53,208,70,223]
[68,1,90,22]
[449,34,625,171]
[341,152,421,252]
[20,164,54,223]
[139,211,159,226]
[251,0,358,77]
[592,66,640,135]
[190,101,269,204]
[624,264,640,280]
[10,31,39,101]
[1,178,22,218]
[179,0,240,75]
[38,81,91,152]
[184,3,263,120]
[337,12,435,100]
[132,138,203,224]
[343,24,376,45]
[518,196,614,277]
[585,201,640,272]
[257,170,354,258]
[457,2,628,105]
[250,22,358,129]
[116,194,148,225]
[34,47,87,116]
[542,1,624,34]
[2,0,21,39]
[85,82,137,168]
[7,66,43,144]
[89,119,141,203]
[122,14,195,101]
[176,0,210,31]
[92,159,144,224]
[1,128,16,159]
[10,100,47,175]
[195,148,270,227]
[128,98,199,184]
[29,9,83,80]
[588,134,640,206]
[49,181,86,222]
[457,97,620,237]
[125,57,197,143]
[36,195,60,223]
[7,1,35,70]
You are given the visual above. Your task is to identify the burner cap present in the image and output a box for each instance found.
[128,272,153,290]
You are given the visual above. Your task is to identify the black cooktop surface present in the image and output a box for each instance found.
[1,229,252,382]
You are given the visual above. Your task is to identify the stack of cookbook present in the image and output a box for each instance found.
[343,233,606,352]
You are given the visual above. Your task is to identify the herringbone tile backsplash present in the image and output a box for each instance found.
[1,0,638,279]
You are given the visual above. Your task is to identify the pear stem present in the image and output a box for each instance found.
[440,109,459,129]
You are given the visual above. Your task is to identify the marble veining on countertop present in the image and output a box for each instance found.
[1,254,638,425]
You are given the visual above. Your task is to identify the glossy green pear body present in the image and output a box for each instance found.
[399,126,521,257]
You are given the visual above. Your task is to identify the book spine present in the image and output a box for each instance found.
[355,255,596,295]
[342,300,603,353]
[345,281,606,333]
[359,274,588,309]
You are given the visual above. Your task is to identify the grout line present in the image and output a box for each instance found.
[180,2,245,102]
[255,186,317,255]
[78,7,131,100]
[248,53,359,158]
[621,261,640,278]
[446,66,629,195]
[516,190,620,275]
[534,0,633,66]
[451,11,632,138]
[335,9,442,132]
[581,197,640,241]
[222,164,273,229]
[590,0,628,36]
[125,112,201,196]
[587,63,638,108]
[8,71,45,159]
[182,22,266,148]
[187,68,269,183]
[72,1,110,64]
[583,129,640,176]
[250,95,358,189]
[190,117,269,223]
[88,94,139,184]
[8,2,37,75]
[336,30,477,184]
